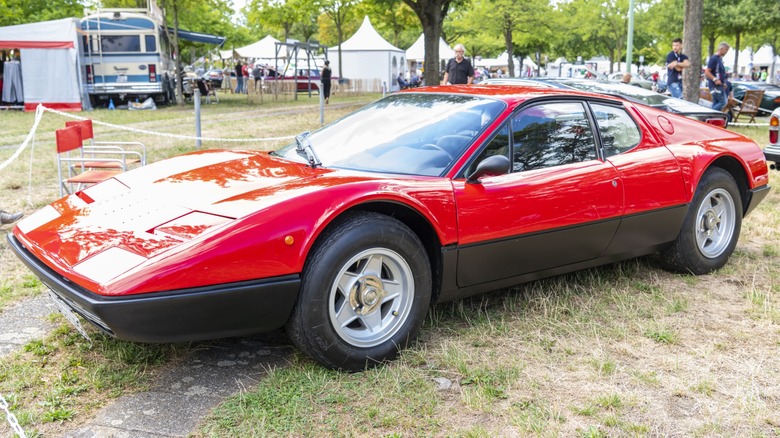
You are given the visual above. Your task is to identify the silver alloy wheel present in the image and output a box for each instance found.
[328,247,414,348]
[695,187,736,259]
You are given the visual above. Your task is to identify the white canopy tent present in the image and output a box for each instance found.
[720,45,777,78]
[235,35,281,61]
[405,34,455,61]
[329,16,406,91]
[0,18,85,111]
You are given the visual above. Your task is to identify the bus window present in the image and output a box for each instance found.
[101,35,141,52]
[145,35,156,52]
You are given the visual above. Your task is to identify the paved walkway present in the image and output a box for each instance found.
[0,294,293,437]
[0,295,55,356]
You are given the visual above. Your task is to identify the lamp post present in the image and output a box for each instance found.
[626,0,636,73]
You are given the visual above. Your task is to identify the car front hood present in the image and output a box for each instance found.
[15,149,350,268]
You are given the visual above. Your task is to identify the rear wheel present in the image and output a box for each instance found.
[287,212,432,371]
[659,167,742,274]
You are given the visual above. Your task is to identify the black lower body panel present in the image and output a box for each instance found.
[8,234,301,343]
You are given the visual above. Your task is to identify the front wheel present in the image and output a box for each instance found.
[659,167,742,274]
[287,212,432,371]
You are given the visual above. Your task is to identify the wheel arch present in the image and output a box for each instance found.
[310,201,445,304]
[706,155,750,215]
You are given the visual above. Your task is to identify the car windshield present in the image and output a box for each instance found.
[275,93,505,176]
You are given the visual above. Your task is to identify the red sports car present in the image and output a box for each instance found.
[9,85,770,371]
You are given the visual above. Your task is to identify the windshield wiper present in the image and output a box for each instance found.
[294,131,321,168]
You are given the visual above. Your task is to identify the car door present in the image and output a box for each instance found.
[452,101,624,288]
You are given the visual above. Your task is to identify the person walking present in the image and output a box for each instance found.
[705,42,730,112]
[441,44,474,85]
[320,60,332,104]
[234,61,243,94]
[666,38,690,99]
[241,63,250,94]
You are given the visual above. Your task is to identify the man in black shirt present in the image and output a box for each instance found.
[442,44,474,85]
[705,42,730,111]
[666,38,690,99]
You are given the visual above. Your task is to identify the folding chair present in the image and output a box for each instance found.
[56,125,124,196]
[65,119,146,167]
[195,78,219,104]
[699,88,712,102]
[733,89,765,124]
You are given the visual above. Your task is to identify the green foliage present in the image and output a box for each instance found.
[0,0,85,26]
[358,0,420,49]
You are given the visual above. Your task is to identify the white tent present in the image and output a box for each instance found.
[235,35,281,60]
[0,18,84,111]
[329,16,406,91]
[405,34,455,61]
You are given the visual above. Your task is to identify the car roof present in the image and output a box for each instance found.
[407,84,617,106]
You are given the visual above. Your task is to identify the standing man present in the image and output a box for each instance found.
[442,44,474,85]
[234,61,243,94]
[705,42,730,112]
[666,38,690,99]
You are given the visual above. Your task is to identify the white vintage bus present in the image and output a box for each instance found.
[80,7,175,107]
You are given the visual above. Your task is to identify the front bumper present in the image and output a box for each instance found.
[8,234,300,343]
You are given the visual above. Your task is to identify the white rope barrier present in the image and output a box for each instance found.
[39,104,295,143]
[0,105,44,172]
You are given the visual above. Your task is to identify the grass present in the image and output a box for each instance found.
[0,318,190,436]
[1,103,780,435]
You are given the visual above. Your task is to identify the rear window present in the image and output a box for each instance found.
[101,35,141,52]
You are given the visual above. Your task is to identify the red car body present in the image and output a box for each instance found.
[9,85,770,370]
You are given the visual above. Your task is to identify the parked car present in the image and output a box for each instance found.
[482,78,730,127]
[262,67,325,93]
[204,68,223,88]
[9,85,770,371]
[605,72,655,90]
[730,81,780,114]
[763,107,780,169]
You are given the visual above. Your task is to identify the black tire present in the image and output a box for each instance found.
[286,212,432,371]
[659,167,742,274]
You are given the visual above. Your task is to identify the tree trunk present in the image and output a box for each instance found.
[402,0,448,86]
[682,0,703,103]
[504,23,515,78]
[707,33,715,58]
[173,1,183,105]
[732,30,741,78]
[337,28,344,78]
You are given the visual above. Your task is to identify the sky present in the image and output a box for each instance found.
[232,0,247,20]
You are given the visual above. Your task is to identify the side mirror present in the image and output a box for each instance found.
[466,154,511,184]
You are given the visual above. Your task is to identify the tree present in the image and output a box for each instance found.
[0,0,85,26]
[358,0,420,49]
[401,0,468,86]
[246,0,299,42]
[682,0,702,102]
[315,0,358,78]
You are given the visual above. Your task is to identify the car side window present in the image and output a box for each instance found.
[512,102,597,172]
[590,103,641,157]
[467,124,510,174]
